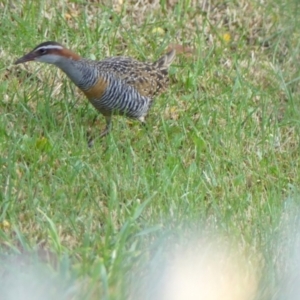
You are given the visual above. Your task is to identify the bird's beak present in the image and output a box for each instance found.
[14,52,37,65]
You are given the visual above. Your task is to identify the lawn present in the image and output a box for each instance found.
[1,0,300,299]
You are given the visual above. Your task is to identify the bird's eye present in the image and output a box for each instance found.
[38,48,46,54]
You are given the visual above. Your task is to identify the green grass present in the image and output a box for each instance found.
[1,0,300,299]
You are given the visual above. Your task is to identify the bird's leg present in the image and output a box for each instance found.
[138,116,146,126]
[138,116,152,140]
[138,116,149,131]
[87,116,112,147]
[86,114,98,145]
[91,114,98,125]
[100,116,112,138]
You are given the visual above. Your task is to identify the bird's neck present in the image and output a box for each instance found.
[51,50,98,90]
[53,56,96,90]
[55,56,86,87]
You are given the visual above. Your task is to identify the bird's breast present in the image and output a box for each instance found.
[82,76,109,100]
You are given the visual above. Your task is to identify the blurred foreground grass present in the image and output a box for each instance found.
[1,0,300,299]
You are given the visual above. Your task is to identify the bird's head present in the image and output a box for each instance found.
[14,41,80,65]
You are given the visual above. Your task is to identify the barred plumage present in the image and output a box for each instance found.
[15,41,176,144]
[83,73,151,118]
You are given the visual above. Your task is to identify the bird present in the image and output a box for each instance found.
[14,41,176,145]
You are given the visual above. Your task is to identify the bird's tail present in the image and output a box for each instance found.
[153,49,176,69]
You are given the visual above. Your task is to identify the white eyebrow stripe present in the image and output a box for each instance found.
[35,45,63,51]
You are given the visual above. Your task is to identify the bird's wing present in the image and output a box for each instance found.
[96,53,174,98]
